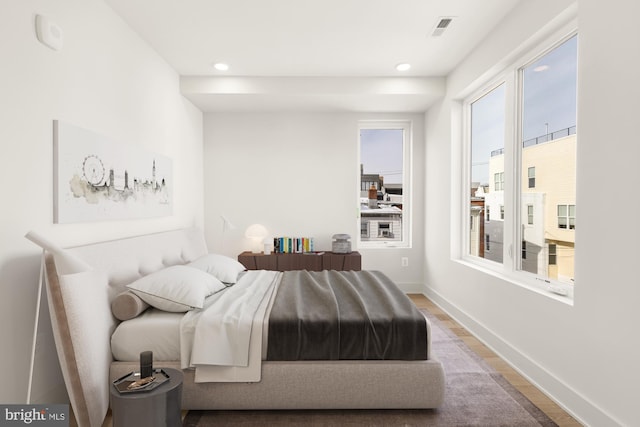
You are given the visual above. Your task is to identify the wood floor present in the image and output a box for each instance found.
[98,294,581,427]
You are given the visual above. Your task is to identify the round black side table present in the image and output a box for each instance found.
[110,367,183,427]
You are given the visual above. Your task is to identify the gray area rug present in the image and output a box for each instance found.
[183,309,557,426]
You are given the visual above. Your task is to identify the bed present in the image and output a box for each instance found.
[40,228,445,427]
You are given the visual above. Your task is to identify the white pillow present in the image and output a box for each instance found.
[188,253,246,284]
[126,265,226,312]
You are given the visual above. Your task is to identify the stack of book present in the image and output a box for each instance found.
[273,237,316,253]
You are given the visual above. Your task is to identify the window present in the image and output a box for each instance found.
[468,83,505,265]
[361,180,378,191]
[361,221,369,238]
[462,29,577,298]
[518,35,577,289]
[359,121,411,247]
[494,172,504,191]
[558,204,576,230]
[548,243,557,265]
[378,222,392,238]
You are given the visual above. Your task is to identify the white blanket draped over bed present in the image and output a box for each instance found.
[180,270,281,382]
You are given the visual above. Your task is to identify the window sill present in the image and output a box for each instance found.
[453,257,574,306]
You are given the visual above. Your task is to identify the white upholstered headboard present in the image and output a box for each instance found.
[66,227,208,303]
[44,228,208,427]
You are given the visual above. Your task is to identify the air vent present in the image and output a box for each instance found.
[431,17,455,37]
[437,18,452,29]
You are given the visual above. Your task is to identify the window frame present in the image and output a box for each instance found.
[458,23,577,302]
[494,172,504,191]
[548,243,557,266]
[360,221,370,239]
[358,120,412,249]
[557,204,576,230]
[528,167,536,188]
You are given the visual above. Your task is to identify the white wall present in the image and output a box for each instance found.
[0,0,203,404]
[424,1,640,426]
[203,112,425,291]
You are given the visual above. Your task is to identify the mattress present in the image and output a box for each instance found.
[111,309,182,361]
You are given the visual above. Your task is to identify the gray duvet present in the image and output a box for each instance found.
[266,270,428,361]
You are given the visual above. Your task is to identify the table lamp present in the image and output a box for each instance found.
[244,224,268,253]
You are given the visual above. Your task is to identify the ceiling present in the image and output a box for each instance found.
[104,0,522,112]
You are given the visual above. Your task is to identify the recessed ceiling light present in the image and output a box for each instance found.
[534,65,549,72]
[213,63,229,71]
[396,63,411,71]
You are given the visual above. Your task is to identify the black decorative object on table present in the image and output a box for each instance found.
[140,350,153,378]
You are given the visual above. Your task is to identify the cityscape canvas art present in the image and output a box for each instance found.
[54,120,172,223]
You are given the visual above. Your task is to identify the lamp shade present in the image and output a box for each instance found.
[244,224,268,239]
[244,224,268,253]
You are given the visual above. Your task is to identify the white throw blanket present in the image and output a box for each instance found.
[180,270,281,382]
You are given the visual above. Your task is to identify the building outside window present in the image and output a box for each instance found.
[359,121,411,247]
[464,30,577,296]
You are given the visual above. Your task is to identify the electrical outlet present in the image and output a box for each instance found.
[401,257,409,267]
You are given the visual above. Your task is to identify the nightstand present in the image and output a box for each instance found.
[110,367,183,427]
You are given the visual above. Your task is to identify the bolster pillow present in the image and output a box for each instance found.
[111,290,150,321]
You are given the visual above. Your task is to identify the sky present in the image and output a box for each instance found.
[360,128,403,185]
[522,35,578,141]
[471,35,577,184]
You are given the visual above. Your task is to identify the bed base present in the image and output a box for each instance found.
[111,359,445,410]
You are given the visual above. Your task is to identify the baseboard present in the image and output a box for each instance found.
[422,286,622,427]
[398,282,425,294]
